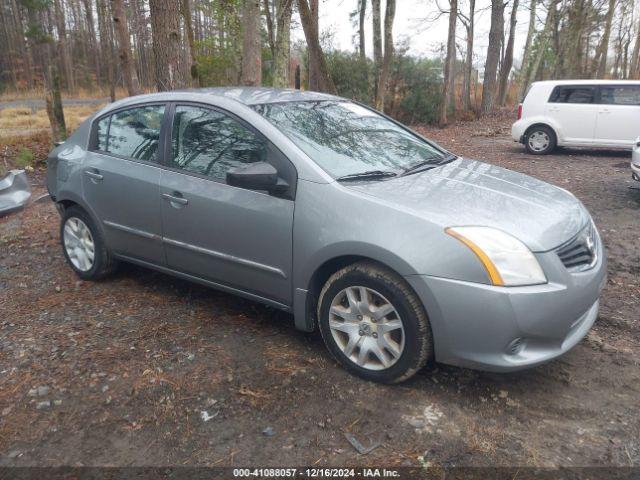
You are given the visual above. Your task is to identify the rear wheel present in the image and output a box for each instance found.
[317,262,433,384]
[524,125,556,155]
[60,206,117,280]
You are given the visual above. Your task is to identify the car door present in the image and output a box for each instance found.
[82,104,167,264]
[546,85,598,145]
[159,103,296,305]
[594,85,640,147]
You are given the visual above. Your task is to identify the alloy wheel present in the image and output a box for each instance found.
[328,286,405,370]
[63,217,95,272]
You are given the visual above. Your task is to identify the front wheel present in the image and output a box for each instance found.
[524,125,556,155]
[317,262,433,384]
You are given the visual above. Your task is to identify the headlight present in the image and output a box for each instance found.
[445,226,547,286]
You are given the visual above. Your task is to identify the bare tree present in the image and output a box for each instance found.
[631,19,640,78]
[440,0,458,125]
[459,0,476,111]
[498,0,520,105]
[594,0,617,77]
[149,0,186,91]
[111,0,140,95]
[53,0,74,92]
[525,0,559,90]
[45,65,67,143]
[480,0,505,114]
[518,0,537,100]
[297,0,336,92]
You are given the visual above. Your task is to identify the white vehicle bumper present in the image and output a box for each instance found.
[511,120,527,143]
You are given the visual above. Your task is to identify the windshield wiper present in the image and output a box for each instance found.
[401,153,458,176]
[336,170,398,182]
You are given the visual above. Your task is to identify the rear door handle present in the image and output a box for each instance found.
[84,170,103,181]
[599,109,610,114]
[162,192,189,206]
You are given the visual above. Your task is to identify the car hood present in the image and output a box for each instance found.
[344,158,589,252]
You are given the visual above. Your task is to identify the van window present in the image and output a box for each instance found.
[549,86,595,104]
[600,86,640,106]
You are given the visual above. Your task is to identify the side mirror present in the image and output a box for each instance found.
[226,161,287,192]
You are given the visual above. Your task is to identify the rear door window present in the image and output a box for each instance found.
[549,86,595,104]
[94,104,165,162]
[599,86,640,106]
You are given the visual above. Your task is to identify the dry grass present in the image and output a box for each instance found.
[0,104,105,140]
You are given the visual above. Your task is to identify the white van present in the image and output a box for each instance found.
[512,80,640,154]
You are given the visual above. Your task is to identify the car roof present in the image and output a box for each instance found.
[107,87,344,108]
[532,79,640,87]
[184,87,343,105]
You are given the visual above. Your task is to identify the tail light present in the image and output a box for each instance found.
[517,104,523,120]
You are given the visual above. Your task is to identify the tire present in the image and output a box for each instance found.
[60,205,117,280]
[524,125,557,155]
[317,261,433,384]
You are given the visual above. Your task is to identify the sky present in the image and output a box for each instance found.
[291,0,537,71]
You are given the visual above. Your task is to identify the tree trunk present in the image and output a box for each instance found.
[45,64,67,143]
[462,0,475,111]
[377,0,396,111]
[149,0,185,91]
[183,0,199,85]
[97,0,116,100]
[480,0,505,114]
[594,0,616,78]
[372,0,382,106]
[297,0,336,93]
[498,0,519,106]
[359,0,366,60]
[630,22,640,78]
[272,0,293,87]
[518,0,537,101]
[263,0,276,57]
[440,0,457,126]
[111,0,140,95]
[241,0,261,86]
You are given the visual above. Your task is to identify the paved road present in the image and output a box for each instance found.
[0,98,109,112]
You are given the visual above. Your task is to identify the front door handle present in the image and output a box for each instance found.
[84,170,103,182]
[162,192,189,206]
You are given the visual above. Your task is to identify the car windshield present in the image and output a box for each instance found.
[251,100,450,179]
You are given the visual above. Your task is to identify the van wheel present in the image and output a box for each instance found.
[317,262,433,384]
[524,125,556,155]
[60,205,117,280]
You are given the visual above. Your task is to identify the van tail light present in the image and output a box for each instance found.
[517,104,523,120]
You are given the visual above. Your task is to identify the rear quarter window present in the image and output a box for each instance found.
[600,86,640,106]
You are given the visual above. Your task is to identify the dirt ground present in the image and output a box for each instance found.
[0,112,638,469]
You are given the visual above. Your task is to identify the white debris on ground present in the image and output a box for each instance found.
[402,404,444,434]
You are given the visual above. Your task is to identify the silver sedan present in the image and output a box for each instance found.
[46,88,606,383]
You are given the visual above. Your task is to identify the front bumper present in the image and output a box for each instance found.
[406,232,607,372]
